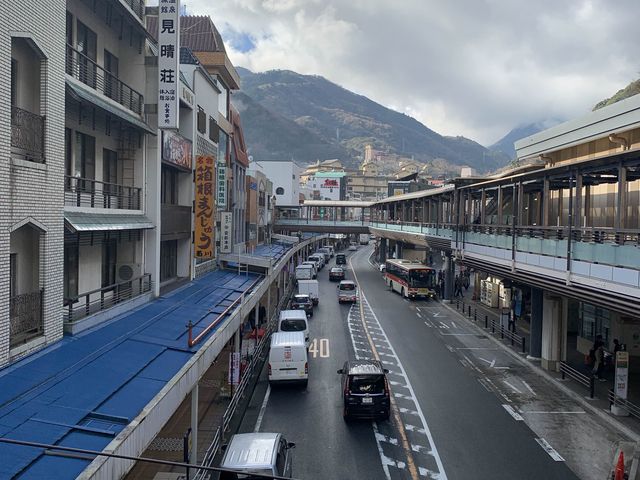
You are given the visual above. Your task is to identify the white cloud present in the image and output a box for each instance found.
[184,0,640,145]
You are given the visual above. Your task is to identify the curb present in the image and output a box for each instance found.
[440,300,640,444]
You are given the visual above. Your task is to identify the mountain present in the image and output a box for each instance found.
[235,68,510,173]
[489,121,561,160]
[593,79,640,110]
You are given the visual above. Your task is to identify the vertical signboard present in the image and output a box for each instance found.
[228,352,240,386]
[615,351,629,400]
[158,0,180,129]
[220,211,232,254]
[195,156,214,258]
[217,164,227,208]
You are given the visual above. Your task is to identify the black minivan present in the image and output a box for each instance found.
[338,360,390,421]
[336,253,347,265]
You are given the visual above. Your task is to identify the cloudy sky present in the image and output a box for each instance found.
[181,0,639,145]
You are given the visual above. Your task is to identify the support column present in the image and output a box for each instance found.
[529,287,543,358]
[616,164,628,230]
[575,172,583,228]
[480,189,486,225]
[379,238,387,263]
[541,293,563,371]
[497,186,503,225]
[267,280,272,323]
[443,253,453,302]
[395,241,402,259]
[517,182,524,227]
[542,177,550,227]
[190,383,199,464]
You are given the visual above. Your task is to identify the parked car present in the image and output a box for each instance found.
[336,253,347,265]
[348,243,358,251]
[337,360,390,421]
[291,294,314,317]
[295,264,315,281]
[219,432,296,478]
[269,332,308,386]
[318,247,332,261]
[329,267,345,282]
[337,280,358,303]
[300,261,318,278]
[308,254,325,270]
[298,279,319,305]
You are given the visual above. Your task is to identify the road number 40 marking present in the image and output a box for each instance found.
[309,338,330,358]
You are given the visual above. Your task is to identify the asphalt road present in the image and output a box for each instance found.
[240,245,581,480]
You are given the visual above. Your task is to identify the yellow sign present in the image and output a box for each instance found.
[195,155,215,258]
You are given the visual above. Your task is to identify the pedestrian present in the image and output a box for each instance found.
[507,310,516,333]
[454,275,463,298]
[592,343,606,381]
[463,271,470,291]
[439,277,445,299]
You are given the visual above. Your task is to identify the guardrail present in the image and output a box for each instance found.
[64,175,142,210]
[456,299,527,354]
[608,389,640,419]
[560,361,595,398]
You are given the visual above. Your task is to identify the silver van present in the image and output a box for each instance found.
[219,432,296,479]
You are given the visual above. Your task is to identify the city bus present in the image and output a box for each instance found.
[384,259,437,300]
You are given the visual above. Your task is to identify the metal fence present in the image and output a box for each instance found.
[608,389,640,419]
[11,106,45,163]
[64,176,142,210]
[64,274,152,322]
[560,361,595,398]
[10,289,44,347]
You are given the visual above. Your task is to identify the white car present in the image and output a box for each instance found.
[348,244,357,251]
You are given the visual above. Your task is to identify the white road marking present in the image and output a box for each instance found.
[535,438,565,462]
[438,322,450,329]
[424,321,433,328]
[372,422,392,480]
[478,357,495,367]
[502,404,524,421]
[456,347,499,350]
[416,312,423,319]
[375,432,399,446]
[439,333,476,336]
[523,410,586,414]
[253,385,271,432]
[450,320,457,328]
[445,345,455,353]
[502,380,523,394]
[521,380,537,396]
[432,312,441,318]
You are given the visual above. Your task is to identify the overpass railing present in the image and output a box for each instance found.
[276,218,370,227]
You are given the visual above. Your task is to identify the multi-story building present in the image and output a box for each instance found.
[1,0,66,366]
[229,105,249,251]
[63,0,155,332]
[253,160,302,207]
[246,167,274,249]
[304,171,346,201]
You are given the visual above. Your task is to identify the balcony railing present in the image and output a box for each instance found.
[64,176,141,210]
[120,0,145,20]
[10,289,44,347]
[66,44,143,115]
[64,273,152,323]
[11,106,45,163]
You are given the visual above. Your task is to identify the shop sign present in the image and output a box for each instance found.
[217,164,227,208]
[180,84,194,108]
[615,351,629,400]
[158,0,180,129]
[321,178,339,188]
[220,211,232,254]
[194,155,214,258]
[162,130,192,170]
[228,351,240,386]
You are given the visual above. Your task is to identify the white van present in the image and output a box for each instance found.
[219,432,295,479]
[278,310,309,347]
[269,332,308,386]
[300,261,318,278]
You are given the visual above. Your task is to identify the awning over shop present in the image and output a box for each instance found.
[65,211,155,233]
[65,80,156,135]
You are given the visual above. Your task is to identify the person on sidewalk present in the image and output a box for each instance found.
[454,275,463,298]
[507,307,517,333]
[592,342,606,381]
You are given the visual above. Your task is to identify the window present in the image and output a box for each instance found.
[101,239,117,288]
[161,167,178,204]
[160,240,178,282]
[209,116,219,142]
[9,253,17,299]
[276,187,285,195]
[103,50,119,101]
[76,21,97,88]
[65,128,72,189]
[197,107,206,134]
[75,132,95,190]
[64,243,78,300]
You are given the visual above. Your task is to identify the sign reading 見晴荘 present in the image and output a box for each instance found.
[158,0,180,129]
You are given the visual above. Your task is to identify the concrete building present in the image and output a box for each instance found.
[0,0,66,366]
[246,167,274,249]
[304,171,346,201]
[253,160,302,208]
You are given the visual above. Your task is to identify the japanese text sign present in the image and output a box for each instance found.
[195,155,214,258]
[217,164,227,208]
[158,0,180,129]
[220,211,232,254]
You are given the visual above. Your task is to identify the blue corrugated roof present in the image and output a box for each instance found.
[0,268,262,479]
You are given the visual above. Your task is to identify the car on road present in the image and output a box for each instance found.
[337,280,358,303]
[219,432,296,478]
[329,267,345,281]
[300,261,318,278]
[269,332,308,386]
[378,263,386,273]
[278,310,310,347]
[348,243,358,251]
[291,294,314,317]
[336,253,347,265]
[337,360,390,421]
[308,254,325,270]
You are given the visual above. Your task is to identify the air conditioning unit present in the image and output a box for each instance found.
[116,263,142,283]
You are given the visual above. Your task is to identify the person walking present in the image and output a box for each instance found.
[454,275,463,298]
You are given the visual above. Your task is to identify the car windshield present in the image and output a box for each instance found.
[410,269,435,288]
[280,319,306,331]
[340,283,356,291]
[349,375,385,394]
[332,268,343,273]
[294,295,310,303]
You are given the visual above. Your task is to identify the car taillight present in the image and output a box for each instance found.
[305,362,308,374]
[268,363,272,375]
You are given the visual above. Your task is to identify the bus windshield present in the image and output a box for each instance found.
[409,269,435,288]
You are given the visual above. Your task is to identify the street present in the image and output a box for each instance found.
[240,245,581,479]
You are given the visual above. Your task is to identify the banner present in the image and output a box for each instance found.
[158,0,180,129]
[228,352,240,386]
[615,351,629,400]
[217,164,227,208]
[194,156,214,258]
[220,211,232,254]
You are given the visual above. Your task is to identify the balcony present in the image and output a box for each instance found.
[65,176,141,210]
[120,0,145,21]
[10,289,44,347]
[64,273,152,323]
[66,44,143,115]
[11,106,45,163]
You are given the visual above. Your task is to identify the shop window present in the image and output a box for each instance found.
[197,107,206,134]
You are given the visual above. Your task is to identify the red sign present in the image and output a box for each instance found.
[321,179,339,188]
[162,130,192,170]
